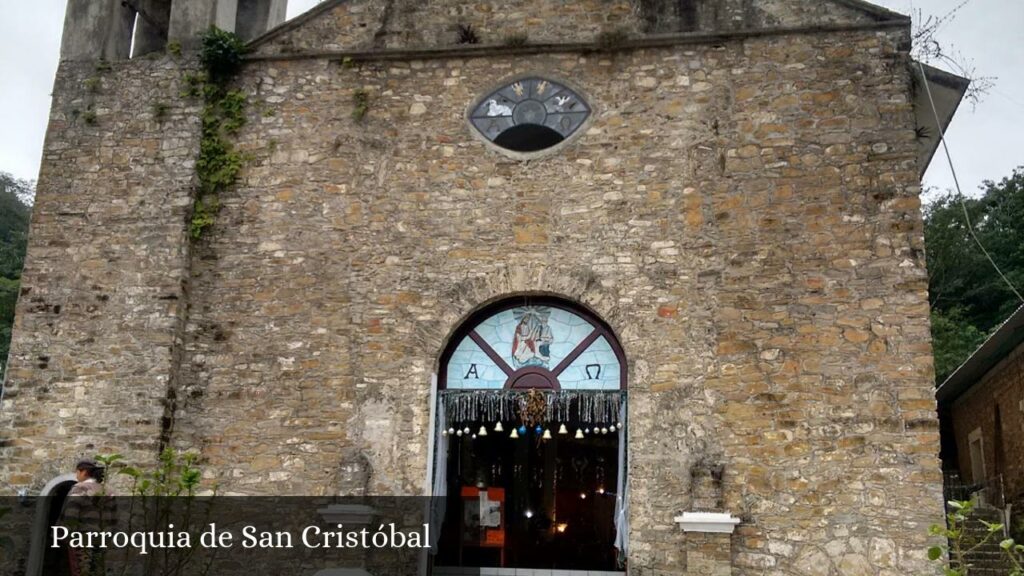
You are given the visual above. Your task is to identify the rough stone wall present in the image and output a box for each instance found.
[950,343,1024,499]
[252,0,889,56]
[685,533,732,576]
[2,4,943,576]
[252,0,638,55]
[169,24,939,574]
[639,0,880,34]
[0,57,200,489]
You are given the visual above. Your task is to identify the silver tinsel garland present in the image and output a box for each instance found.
[441,389,624,427]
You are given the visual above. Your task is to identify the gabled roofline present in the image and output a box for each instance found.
[248,0,350,48]
[831,0,911,22]
[243,19,912,63]
[936,304,1024,404]
[249,0,910,50]
[914,61,971,176]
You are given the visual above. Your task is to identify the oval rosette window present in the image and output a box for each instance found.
[468,77,591,155]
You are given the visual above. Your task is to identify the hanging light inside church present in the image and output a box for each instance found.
[510,428,519,439]
[558,423,568,435]
[597,487,605,495]
[524,510,534,519]
[494,422,504,433]
[542,429,552,440]
[579,492,587,500]
[575,428,584,439]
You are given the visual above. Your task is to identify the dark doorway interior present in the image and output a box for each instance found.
[436,421,619,571]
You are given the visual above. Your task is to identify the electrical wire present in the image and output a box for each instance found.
[917,60,1024,304]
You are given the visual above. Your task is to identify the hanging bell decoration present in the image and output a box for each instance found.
[478,426,488,437]
[575,429,585,439]
[542,429,553,440]
[518,425,528,436]
[558,423,568,435]
[510,428,520,439]
[534,425,543,435]
[494,422,504,433]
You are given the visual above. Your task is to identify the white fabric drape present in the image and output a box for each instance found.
[613,399,629,558]
[429,402,448,552]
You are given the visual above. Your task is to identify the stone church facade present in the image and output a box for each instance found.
[1,0,965,574]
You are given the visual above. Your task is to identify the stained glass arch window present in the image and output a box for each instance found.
[468,76,592,155]
[440,298,626,391]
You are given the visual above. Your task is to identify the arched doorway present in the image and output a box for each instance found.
[432,297,627,574]
[26,473,77,576]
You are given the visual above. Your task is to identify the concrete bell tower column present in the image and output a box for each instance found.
[168,0,237,47]
[169,0,287,47]
[60,0,136,61]
[236,0,288,41]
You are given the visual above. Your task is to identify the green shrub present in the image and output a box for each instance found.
[200,27,248,84]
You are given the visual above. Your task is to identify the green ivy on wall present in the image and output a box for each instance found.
[189,27,249,240]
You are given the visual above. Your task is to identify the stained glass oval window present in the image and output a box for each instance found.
[468,77,591,154]
[441,299,625,391]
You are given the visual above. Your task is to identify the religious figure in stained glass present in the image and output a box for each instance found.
[442,300,625,391]
[511,307,553,369]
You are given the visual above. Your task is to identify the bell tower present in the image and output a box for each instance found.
[169,0,288,48]
[59,0,287,60]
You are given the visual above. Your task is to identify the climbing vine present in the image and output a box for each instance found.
[351,89,370,122]
[189,27,249,240]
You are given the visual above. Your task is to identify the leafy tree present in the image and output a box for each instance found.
[0,172,33,374]
[930,308,988,383]
[924,167,1024,382]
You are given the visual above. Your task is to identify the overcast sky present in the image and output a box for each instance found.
[1,0,1020,197]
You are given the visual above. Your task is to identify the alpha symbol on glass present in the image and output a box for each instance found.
[465,364,480,379]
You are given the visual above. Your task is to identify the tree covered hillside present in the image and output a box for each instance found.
[1,172,33,373]
[925,167,1024,382]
